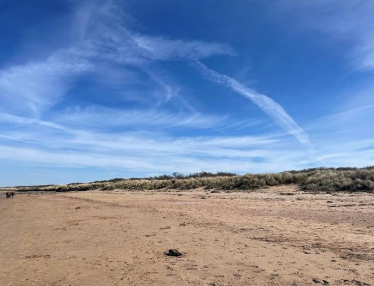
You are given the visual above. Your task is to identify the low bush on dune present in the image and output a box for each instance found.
[300,168,374,192]
[2,167,374,193]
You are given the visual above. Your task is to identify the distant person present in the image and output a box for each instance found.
[11,192,14,198]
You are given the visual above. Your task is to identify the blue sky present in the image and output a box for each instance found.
[1,0,374,186]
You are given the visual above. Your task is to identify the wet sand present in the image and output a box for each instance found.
[1,186,374,285]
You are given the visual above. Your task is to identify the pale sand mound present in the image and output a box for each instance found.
[1,186,373,285]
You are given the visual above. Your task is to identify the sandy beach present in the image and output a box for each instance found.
[1,186,374,285]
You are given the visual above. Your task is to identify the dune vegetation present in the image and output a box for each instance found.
[2,167,374,193]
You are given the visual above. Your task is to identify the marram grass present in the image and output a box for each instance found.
[2,167,374,193]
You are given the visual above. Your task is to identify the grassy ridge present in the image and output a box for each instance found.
[2,167,374,193]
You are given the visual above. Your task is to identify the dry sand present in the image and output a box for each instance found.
[1,186,374,285]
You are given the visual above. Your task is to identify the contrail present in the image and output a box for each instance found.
[193,60,312,148]
[0,113,69,131]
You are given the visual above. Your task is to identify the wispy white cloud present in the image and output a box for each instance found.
[274,0,374,71]
[77,1,234,110]
[0,1,235,117]
[1,107,373,186]
[0,110,287,167]
[140,66,198,113]
[0,129,305,176]
[96,1,235,61]
[304,104,374,133]
[0,53,92,116]
[52,106,227,130]
[193,61,312,148]
[1,124,280,155]
[131,35,236,61]
[0,112,69,131]
[1,125,372,182]
[0,135,36,145]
